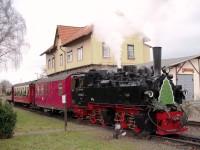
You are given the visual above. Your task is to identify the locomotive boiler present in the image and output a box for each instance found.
[71,47,187,135]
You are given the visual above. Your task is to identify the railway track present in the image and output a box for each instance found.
[153,134,200,148]
[188,121,200,127]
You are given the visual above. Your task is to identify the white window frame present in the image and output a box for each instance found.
[52,57,55,68]
[77,47,83,61]
[102,42,110,58]
[60,54,63,66]
[127,44,134,59]
[48,59,51,69]
[67,50,73,63]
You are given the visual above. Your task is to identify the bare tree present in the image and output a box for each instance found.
[0,0,26,69]
[0,79,12,94]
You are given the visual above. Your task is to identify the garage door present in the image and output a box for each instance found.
[177,74,194,100]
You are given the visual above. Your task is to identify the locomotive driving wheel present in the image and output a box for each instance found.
[126,113,142,135]
[89,109,105,126]
[89,110,97,124]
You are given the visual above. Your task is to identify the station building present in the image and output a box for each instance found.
[40,25,151,76]
[40,25,200,100]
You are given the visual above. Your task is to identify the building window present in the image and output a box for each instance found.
[127,44,134,59]
[67,50,73,62]
[102,42,110,58]
[52,57,55,68]
[77,47,83,61]
[60,54,63,66]
[48,59,51,69]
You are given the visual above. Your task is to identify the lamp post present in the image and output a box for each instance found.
[62,94,67,132]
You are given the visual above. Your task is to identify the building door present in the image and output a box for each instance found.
[177,74,194,100]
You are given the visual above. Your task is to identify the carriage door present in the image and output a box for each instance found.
[30,84,35,105]
[177,74,194,100]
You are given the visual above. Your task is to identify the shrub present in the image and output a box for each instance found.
[0,101,17,139]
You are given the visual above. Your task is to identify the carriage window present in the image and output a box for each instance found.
[26,87,29,96]
[37,85,40,96]
[20,89,22,96]
[22,88,24,96]
[72,77,84,89]
[41,85,44,95]
[76,78,84,88]
[39,85,41,96]
[58,82,63,96]
[23,87,26,96]
[71,78,76,91]
[75,79,80,88]
[44,84,48,95]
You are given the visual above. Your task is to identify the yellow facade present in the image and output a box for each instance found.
[45,33,150,75]
[65,37,93,70]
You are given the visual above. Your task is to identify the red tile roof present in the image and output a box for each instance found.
[57,25,84,44]
[62,25,93,46]
[40,25,93,56]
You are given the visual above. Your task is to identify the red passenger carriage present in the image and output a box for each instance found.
[34,73,72,111]
[13,81,35,105]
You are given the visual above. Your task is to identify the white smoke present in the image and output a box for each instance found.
[92,0,157,68]
[89,0,200,66]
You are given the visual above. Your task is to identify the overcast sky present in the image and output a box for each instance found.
[1,0,200,84]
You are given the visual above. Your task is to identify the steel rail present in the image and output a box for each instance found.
[152,134,200,147]
[188,121,200,127]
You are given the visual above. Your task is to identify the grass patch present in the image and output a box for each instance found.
[0,108,136,150]
[0,131,135,150]
[15,108,63,132]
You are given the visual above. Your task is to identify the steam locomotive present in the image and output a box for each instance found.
[6,47,188,136]
[71,47,187,135]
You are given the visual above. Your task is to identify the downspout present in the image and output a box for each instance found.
[91,34,94,65]
[60,46,66,70]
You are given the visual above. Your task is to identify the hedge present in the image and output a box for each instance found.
[0,101,17,139]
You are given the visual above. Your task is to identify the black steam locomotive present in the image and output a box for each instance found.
[72,47,187,135]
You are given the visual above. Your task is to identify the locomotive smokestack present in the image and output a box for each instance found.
[153,47,162,76]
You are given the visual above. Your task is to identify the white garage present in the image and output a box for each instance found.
[140,54,200,100]
[161,55,200,100]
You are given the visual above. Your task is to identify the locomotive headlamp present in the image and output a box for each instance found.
[144,90,154,98]
[162,66,170,74]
